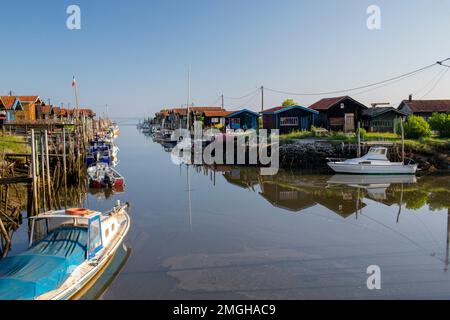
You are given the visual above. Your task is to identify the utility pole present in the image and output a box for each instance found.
[221,94,224,110]
[261,86,264,112]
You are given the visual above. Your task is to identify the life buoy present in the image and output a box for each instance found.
[66,208,90,216]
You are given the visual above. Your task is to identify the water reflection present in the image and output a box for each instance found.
[201,166,450,218]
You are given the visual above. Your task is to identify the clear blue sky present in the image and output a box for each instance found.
[1,0,450,117]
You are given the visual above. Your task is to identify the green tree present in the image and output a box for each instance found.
[428,112,450,137]
[397,116,431,139]
[282,99,297,107]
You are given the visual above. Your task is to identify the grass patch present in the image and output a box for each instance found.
[0,135,29,154]
[278,130,314,142]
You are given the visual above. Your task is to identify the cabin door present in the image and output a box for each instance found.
[300,116,309,130]
[344,113,355,132]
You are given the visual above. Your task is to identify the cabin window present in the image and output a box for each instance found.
[105,228,110,238]
[111,224,115,232]
[280,117,298,126]
[88,218,103,259]
[279,191,298,200]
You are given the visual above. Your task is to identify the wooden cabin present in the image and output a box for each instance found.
[168,108,188,129]
[398,97,450,120]
[309,96,368,132]
[0,96,23,123]
[362,107,408,133]
[261,105,318,134]
[189,107,223,126]
[36,105,54,120]
[15,96,44,122]
[154,110,170,128]
[201,110,232,128]
[225,109,260,131]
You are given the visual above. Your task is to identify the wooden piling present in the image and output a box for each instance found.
[44,130,52,208]
[63,127,68,208]
[400,117,405,163]
[30,130,38,217]
[40,132,46,211]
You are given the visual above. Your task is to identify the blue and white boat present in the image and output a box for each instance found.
[0,202,130,300]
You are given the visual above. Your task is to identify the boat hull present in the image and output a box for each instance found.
[89,178,124,189]
[327,162,418,175]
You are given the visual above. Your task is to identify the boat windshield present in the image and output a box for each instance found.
[31,217,87,246]
[368,148,387,155]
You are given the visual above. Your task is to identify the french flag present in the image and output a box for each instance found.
[72,76,77,88]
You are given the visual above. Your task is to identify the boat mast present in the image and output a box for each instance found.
[186,66,191,131]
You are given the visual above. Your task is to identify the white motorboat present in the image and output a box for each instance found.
[327,147,418,175]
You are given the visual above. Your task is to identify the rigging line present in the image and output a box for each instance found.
[419,67,450,99]
[265,60,447,96]
[224,88,259,100]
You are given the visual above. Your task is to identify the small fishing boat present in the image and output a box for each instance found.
[87,163,125,188]
[327,147,418,175]
[0,202,130,300]
[86,151,112,167]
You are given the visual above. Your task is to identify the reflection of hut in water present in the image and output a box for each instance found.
[222,168,260,190]
[259,182,316,212]
[313,188,366,218]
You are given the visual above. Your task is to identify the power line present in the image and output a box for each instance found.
[238,90,260,109]
[412,68,448,97]
[419,67,449,99]
[351,66,434,97]
[223,88,259,100]
[265,58,450,97]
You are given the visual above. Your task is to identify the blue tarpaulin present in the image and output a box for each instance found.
[0,227,87,300]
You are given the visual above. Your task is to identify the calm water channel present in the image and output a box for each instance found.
[6,121,450,299]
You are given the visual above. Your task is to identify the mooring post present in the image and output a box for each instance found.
[30,129,38,216]
[357,122,361,158]
[63,127,68,208]
[40,132,46,211]
[400,117,405,163]
[44,130,52,208]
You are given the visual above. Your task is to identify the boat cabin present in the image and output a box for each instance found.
[29,210,105,260]
[360,147,389,161]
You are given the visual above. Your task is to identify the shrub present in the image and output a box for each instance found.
[357,127,368,140]
[397,116,431,139]
[428,112,450,137]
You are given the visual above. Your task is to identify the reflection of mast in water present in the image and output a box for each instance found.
[445,209,450,272]
[187,165,192,231]
[396,183,404,224]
